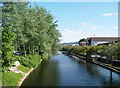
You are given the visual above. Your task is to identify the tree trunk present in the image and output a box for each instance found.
[24,46,26,57]
[38,45,41,55]
[32,46,34,55]
[28,46,30,54]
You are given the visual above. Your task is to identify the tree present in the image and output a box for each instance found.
[78,38,86,45]
[2,2,16,66]
[2,1,61,67]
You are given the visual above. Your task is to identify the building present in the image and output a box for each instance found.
[86,37,119,46]
[79,42,86,46]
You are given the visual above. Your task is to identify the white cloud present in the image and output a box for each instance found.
[59,21,116,43]
[89,26,97,30]
[102,13,118,16]
[89,26,104,31]
[102,13,113,16]
[80,22,88,27]
[113,26,118,29]
[80,22,104,31]
[60,29,87,43]
[60,28,117,43]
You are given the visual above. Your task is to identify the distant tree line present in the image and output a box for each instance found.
[62,42,120,61]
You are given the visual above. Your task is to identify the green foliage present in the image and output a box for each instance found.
[79,38,86,44]
[2,26,16,66]
[117,42,120,60]
[18,65,30,73]
[2,2,16,67]
[27,54,41,67]
[2,2,61,68]
[101,42,119,60]
[62,46,73,52]
[18,55,41,68]
[78,38,86,45]
[2,66,9,72]
[2,72,22,86]
[62,42,120,60]
[1,1,61,86]
[18,56,32,68]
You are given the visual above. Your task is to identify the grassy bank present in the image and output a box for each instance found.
[2,72,22,86]
[18,65,29,73]
[2,54,42,86]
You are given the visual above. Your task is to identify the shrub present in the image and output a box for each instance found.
[18,56,32,68]
[62,42,120,61]
[27,54,41,67]
[18,55,41,68]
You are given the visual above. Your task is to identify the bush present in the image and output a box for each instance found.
[18,56,32,68]
[62,42,120,61]
[18,55,41,68]
[2,66,9,72]
[27,54,41,67]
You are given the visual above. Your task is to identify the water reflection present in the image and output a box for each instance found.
[21,53,120,87]
[21,59,60,86]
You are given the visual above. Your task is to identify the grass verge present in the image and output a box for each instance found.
[2,72,22,86]
[2,54,42,86]
[18,65,30,73]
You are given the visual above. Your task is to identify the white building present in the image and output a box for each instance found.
[86,37,119,46]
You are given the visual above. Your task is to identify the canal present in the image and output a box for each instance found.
[21,52,120,87]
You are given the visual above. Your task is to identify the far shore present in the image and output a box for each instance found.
[63,51,120,74]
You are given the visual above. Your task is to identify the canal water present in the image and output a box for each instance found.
[21,52,120,87]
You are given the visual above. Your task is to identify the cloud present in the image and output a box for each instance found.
[80,22,88,27]
[102,13,113,16]
[89,26,104,31]
[113,26,118,29]
[60,29,87,43]
[89,26,97,30]
[80,22,104,31]
[60,28,117,43]
[102,13,118,16]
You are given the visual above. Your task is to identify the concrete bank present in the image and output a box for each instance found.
[18,59,43,87]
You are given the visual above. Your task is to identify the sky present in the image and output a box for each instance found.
[30,2,118,43]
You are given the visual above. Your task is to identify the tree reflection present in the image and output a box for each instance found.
[21,59,60,86]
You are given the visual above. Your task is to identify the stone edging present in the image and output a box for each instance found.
[64,52,120,74]
[18,59,43,87]
[18,68,34,87]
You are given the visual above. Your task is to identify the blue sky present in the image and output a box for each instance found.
[31,2,118,43]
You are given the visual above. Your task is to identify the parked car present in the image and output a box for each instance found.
[13,51,24,56]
